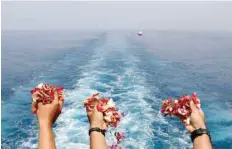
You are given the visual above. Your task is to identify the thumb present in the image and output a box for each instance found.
[185,124,195,133]
[190,100,197,112]
[94,101,98,111]
[31,102,38,114]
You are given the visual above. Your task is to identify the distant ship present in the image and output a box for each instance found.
[137,31,143,36]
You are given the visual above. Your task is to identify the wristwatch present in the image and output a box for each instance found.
[191,128,211,142]
[89,127,106,136]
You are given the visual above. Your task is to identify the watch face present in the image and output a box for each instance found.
[196,129,202,134]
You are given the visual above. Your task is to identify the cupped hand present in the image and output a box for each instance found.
[31,92,64,126]
[86,101,108,129]
[185,100,206,133]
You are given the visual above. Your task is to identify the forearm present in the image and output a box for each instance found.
[90,131,107,149]
[89,123,107,149]
[193,134,212,149]
[39,122,56,149]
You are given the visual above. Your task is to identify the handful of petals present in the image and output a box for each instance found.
[161,92,201,124]
[30,83,64,114]
[83,93,121,127]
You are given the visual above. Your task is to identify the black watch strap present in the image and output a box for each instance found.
[89,127,106,136]
[191,128,211,142]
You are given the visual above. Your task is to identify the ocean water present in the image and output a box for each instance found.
[1,30,232,149]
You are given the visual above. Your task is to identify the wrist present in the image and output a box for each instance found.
[90,124,104,129]
[191,128,211,142]
[39,119,52,128]
[193,124,207,132]
[90,122,104,129]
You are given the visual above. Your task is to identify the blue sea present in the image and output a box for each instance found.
[2,30,232,149]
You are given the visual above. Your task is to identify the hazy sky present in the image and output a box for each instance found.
[2,1,232,31]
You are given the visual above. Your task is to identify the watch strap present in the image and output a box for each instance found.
[191,128,211,142]
[89,127,106,136]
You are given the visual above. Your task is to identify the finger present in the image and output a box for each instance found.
[58,100,64,111]
[86,106,93,114]
[93,101,99,112]
[31,102,38,114]
[36,102,44,113]
[86,101,96,113]
[51,92,61,124]
[103,122,109,129]
[190,100,197,112]
[85,106,92,123]
[52,92,59,105]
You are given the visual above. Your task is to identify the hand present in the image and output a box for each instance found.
[32,92,64,126]
[86,101,108,129]
[185,100,206,133]
[87,102,108,149]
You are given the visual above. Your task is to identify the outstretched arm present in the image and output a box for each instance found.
[39,120,56,149]
[32,92,63,149]
[87,102,108,149]
[185,101,212,149]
